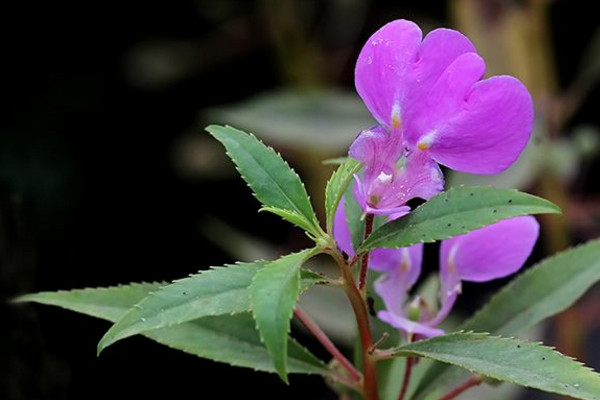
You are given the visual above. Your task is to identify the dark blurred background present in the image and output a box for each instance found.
[3,1,599,399]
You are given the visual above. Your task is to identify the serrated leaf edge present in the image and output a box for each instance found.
[249,248,317,383]
[206,125,321,236]
[394,331,600,400]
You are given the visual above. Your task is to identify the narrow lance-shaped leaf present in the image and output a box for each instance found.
[15,285,328,375]
[206,124,322,237]
[385,332,600,400]
[325,159,361,234]
[250,248,317,382]
[96,261,328,353]
[413,237,600,399]
[359,186,560,252]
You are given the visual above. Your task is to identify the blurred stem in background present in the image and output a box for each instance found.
[260,0,324,87]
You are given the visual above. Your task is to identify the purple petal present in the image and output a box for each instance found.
[351,148,444,217]
[440,216,539,286]
[378,310,445,337]
[355,22,477,131]
[349,126,404,184]
[415,28,477,85]
[355,19,422,129]
[383,150,445,206]
[407,74,534,174]
[370,244,423,275]
[333,197,355,257]
[372,245,423,324]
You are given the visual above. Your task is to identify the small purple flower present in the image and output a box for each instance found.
[375,216,539,337]
[349,19,534,216]
[350,127,444,216]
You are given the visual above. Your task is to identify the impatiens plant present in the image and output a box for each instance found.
[14,19,600,400]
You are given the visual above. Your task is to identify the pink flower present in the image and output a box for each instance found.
[375,217,540,337]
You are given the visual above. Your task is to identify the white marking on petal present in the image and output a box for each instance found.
[447,243,459,274]
[417,130,438,151]
[391,101,402,129]
[400,248,412,272]
[376,171,393,184]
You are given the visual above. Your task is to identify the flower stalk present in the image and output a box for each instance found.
[331,250,379,400]
[294,306,362,382]
[437,375,483,400]
[358,214,375,293]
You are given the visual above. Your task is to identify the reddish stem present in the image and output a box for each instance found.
[437,375,483,400]
[332,250,379,400]
[294,307,362,382]
[358,214,375,292]
[397,356,415,400]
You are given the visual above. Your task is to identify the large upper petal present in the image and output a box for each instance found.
[405,73,534,174]
[355,21,477,130]
[355,19,422,128]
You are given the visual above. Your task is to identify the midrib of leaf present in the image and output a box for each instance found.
[368,206,542,245]
[359,187,560,251]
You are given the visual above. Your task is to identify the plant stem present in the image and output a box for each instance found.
[358,214,374,292]
[397,334,415,400]
[437,375,482,400]
[330,250,379,400]
[397,356,415,400]
[294,306,362,382]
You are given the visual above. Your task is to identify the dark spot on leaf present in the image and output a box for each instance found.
[182,292,187,295]
[447,223,452,227]
[508,199,513,203]
[469,193,474,196]
[542,357,546,361]
[493,209,497,213]
[517,345,521,348]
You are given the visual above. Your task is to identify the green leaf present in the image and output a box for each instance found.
[207,89,373,152]
[250,248,317,382]
[464,238,600,334]
[15,285,327,375]
[387,332,600,400]
[414,238,600,399]
[206,124,322,237]
[325,159,361,234]
[322,156,351,166]
[359,186,560,252]
[96,261,328,353]
[260,207,317,235]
